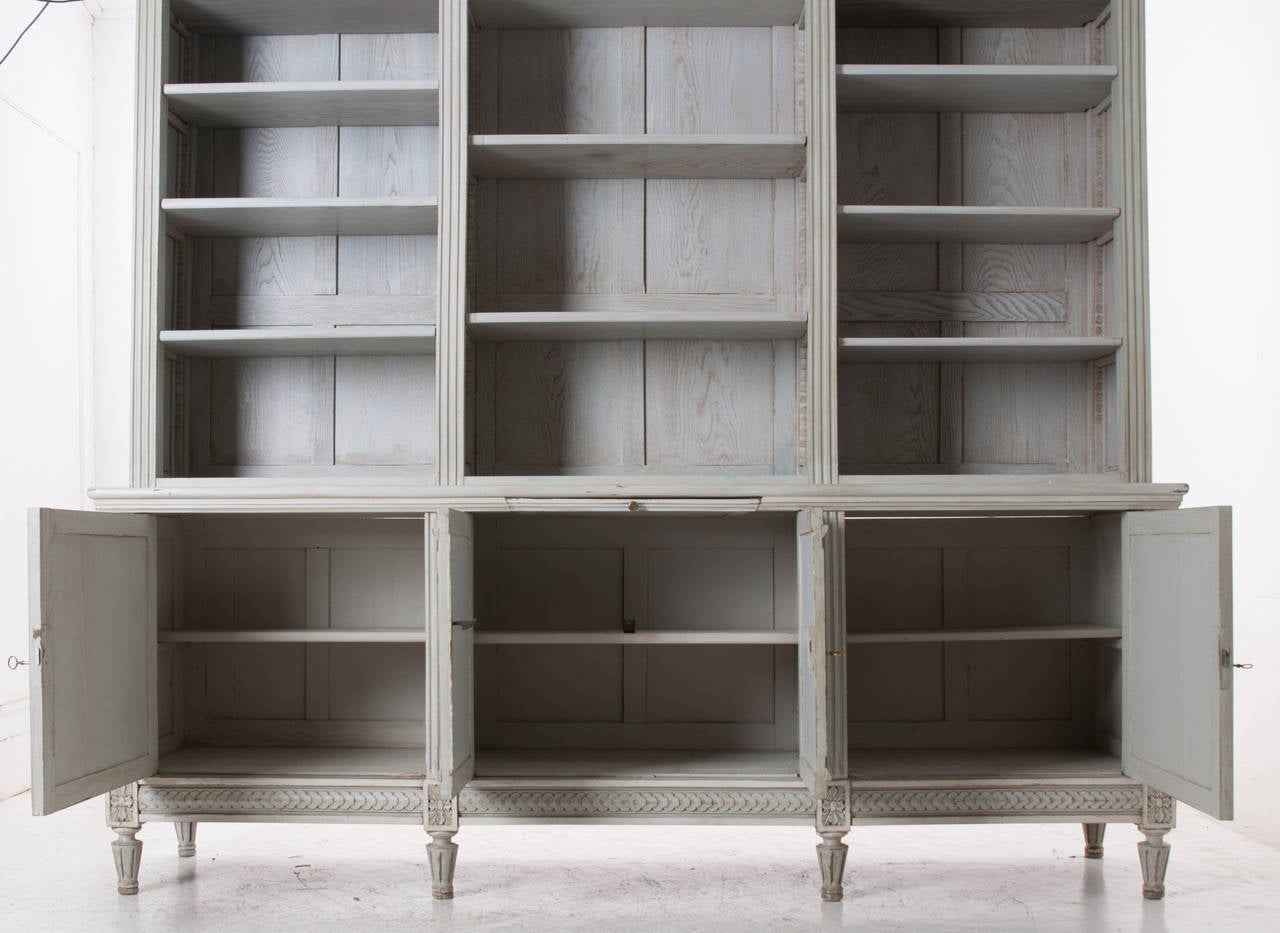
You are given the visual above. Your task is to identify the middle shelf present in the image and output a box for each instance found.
[159,630,799,646]
[161,197,439,237]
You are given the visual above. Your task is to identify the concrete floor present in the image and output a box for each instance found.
[1,794,1277,931]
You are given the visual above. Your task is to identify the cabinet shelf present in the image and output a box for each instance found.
[165,81,440,128]
[837,66,1117,113]
[469,135,806,179]
[847,626,1122,645]
[837,206,1119,244]
[835,1,1108,27]
[170,0,439,35]
[159,630,425,644]
[470,0,805,28]
[158,746,426,779]
[160,326,436,358]
[473,749,800,781]
[475,631,798,646]
[469,311,807,341]
[848,748,1123,781]
[161,197,439,237]
[838,337,1122,364]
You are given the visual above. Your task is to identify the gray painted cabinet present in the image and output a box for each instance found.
[27,0,1234,905]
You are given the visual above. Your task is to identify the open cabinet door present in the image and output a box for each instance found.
[797,509,830,796]
[29,509,157,815]
[1122,507,1233,819]
[426,510,475,799]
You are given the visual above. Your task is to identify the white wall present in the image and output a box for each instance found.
[1146,0,1280,849]
[0,0,99,713]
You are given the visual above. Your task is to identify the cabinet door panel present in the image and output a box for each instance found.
[1122,507,1233,819]
[797,509,830,796]
[427,510,474,798]
[29,509,157,815]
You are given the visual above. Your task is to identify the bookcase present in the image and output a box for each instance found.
[25,0,1234,907]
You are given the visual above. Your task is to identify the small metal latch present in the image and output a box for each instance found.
[622,619,637,634]
[827,650,845,657]
[453,619,477,631]
[7,656,27,671]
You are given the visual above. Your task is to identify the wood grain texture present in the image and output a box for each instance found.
[645,341,776,469]
[164,198,439,236]
[470,0,805,28]
[166,81,440,127]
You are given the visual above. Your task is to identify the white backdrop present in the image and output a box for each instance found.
[0,0,1276,847]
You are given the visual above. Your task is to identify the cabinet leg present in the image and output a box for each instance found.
[1083,822,1106,859]
[816,830,849,902]
[175,821,197,858]
[427,831,459,899]
[1137,829,1171,900]
[112,829,142,895]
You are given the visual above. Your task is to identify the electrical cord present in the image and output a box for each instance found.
[0,1,86,71]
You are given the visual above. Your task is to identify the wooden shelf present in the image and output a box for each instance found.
[161,197,438,237]
[838,337,1122,364]
[469,135,806,179]
[170,0,438,35]
[165,81,439,127]
[473,749,800,780]
[469,311,807,341]
[835,1,1108,27]
[848,748,1123,782]
[475,631,798,646]
[160,326,436,358]
[837,206,1119,244]
[837,66,1116,113]
[159,630,425,644]
[469,0,805,28]
[847,626,1122,645]
[158,746,425,780]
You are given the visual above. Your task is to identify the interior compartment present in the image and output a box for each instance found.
[471,513,803,779]
[834,7,1125,477]
[154,514,428,775]
[160,5,439,479]
[466,20,806,478]
[844,515,1123,779]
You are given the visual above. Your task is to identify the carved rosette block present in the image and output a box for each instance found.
[107,784,141,829]
[1142,788,1176,830]
[175,821,197,858]
[425,784,460,832]
[1083,822,1106,859]
[817,784,851,901]
[112,829,142,896]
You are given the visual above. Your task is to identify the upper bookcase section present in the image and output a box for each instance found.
[469,0,806,28]
[169,1,440,35]
[835,1,1108,28]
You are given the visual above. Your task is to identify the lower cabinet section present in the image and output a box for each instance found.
[28,503,1230,903]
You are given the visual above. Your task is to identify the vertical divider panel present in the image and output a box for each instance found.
[823,510,847,780]
[1113,0,1150,482]
[806,0,838,484]
[134,0,169,486]
[437,0,469,485]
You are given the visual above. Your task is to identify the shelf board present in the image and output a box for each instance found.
[469,311,807,341]
[469,0,804,28]
[475,631,798,646]
[474,749,800,780]
[847,626,1122,645]
[170,0,438,35]
[158,746,425,780]
[160,326,436,358]
[162,197,438,237]
[469,135,806,179]
[837,205,1119,244]
[165,80,439,127]
[835,1,1108,27]
[159,630,425,644]
[838,337,1122,364]
[848,748,1123,782]
[837,65,1116,113]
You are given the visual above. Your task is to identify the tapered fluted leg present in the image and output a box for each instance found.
[175,822,197,858]
[817,830,849,902]
[428,831,459,899]
[1138,829,1171,899]
[1083,822,1106,859]
[112,829,142,895]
